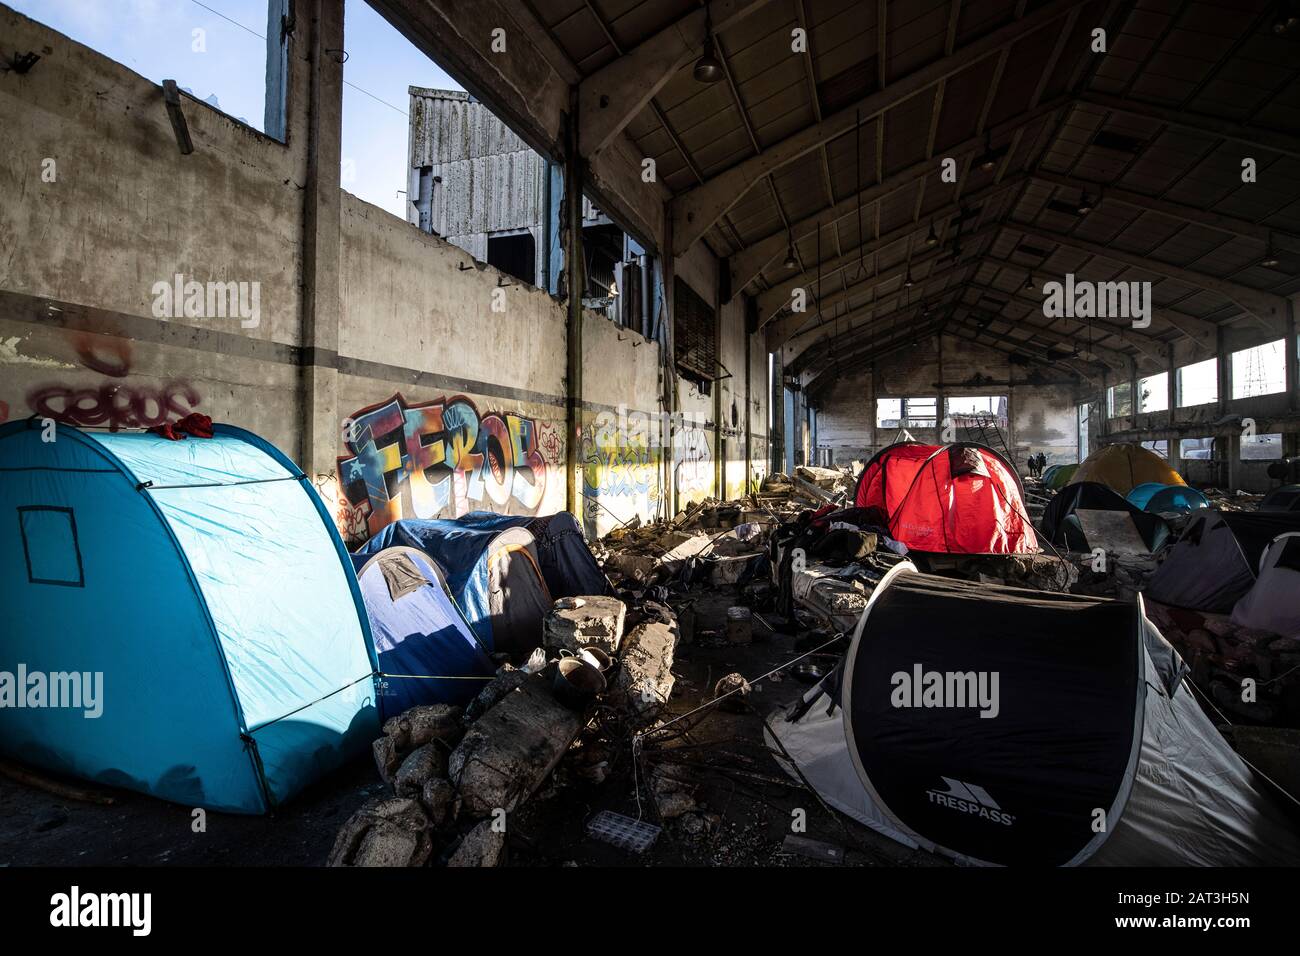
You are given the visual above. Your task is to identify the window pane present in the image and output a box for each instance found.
[1231,339,1285,399]
[1138,372,1168,413]
[1107,382,1132,418]
[1180,437,1214,460]
[1176,358,1217,407]
[876,399,902,428]
[1140,439,1167,459]
[906,397,937,428]
[1241,433,1284,460]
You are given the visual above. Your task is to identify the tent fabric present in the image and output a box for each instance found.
[1126,482,1209,514]
[767,564,1300,866]
[1068,443,1184,495]
[443,511,612,598]
[352,547,494,717]
[853,442,1037,554]
[1040,482,1169,553]
[355,515,553,659]
[1259,484,1300,513]
[1230,533,1300,638]
[1145,510,1300,613]
[1045,462,1078,490]
[0,421,379,814]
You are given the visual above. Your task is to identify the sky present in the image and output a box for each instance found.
[11,0,463,219]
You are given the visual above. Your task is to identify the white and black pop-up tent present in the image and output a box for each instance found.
[767,564,1300,866]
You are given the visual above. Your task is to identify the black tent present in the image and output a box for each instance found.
[1260,484,1300,513]
[1039,481,1169,553]
[768,565,1300,866]
[1144,510,1300,613]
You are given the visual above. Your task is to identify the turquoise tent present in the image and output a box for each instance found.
[0,421,380,814]
[1126,482,1209,514]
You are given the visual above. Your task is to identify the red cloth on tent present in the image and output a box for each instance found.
[854,442,1037,554]
[147,413,214,441]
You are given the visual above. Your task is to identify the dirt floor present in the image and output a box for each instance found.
[0,583,943,867]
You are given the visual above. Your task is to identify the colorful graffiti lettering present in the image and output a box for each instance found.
[580,415,660,499]
[338,392,554,538]
[674,423,713,497]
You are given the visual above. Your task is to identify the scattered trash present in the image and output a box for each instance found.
[585,810,661,853]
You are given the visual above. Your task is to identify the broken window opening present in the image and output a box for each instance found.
[11,0,285,140]
[1231,339,1286,399]
[1138,372,1168,413]
[1177,358,1218,408]
[674,277,717,394]
[1107,382,1133,418]
[1241,433,1284,460]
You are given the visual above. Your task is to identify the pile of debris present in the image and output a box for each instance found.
[1144,600,1300,726]
[328,594,680,867]
[595,506,773,592]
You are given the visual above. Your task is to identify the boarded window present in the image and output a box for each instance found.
[674,277,717,390]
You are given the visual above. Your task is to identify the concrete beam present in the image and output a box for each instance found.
[1032,170,1300,247]
[961,280,1165,363]
[976,253,1219,352]
[1078,92,1300,160]
[760,218,1005,335]
[577,0,772,156]
[668,0,1088,255]
[948,302,1131,371]
[1011,222,1289,328]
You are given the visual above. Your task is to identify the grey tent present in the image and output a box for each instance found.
[1144,510,1300,613]
[767,564,1300,866]
[1259,484,1300,513]
[1230,533,1300,638]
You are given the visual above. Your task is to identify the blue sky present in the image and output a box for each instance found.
[11,0,462,218]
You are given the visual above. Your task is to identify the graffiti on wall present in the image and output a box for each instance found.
[337,392,557,539]
[580,414,661,500]
[674,422,713,499]
[24,334,201,430]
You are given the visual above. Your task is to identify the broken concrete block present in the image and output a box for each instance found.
[394,742,448,799]
[373,735,401,788]
[379,703,462,754]
[611,620,677,721]
[447,820,506,867]
[543,595,627,655]
[327,797,434,868]
[464,664,529,722]
[421,777,459,828]
[449,675,583,816]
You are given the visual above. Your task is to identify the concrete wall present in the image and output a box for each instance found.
[811,333,1082,474]
[0,2,770,549]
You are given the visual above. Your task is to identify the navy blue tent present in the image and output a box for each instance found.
[355,515,554,659]
[459,511,611,597]
[0,421,379,814]
[351,547,495,717]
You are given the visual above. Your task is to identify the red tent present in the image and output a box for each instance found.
[854,441,1037,554]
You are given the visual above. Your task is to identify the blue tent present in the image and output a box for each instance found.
[0,421,379,814]
[356,514,553,659]
[351,546,494,716]
[446,511,610,598]
[1126,482,1209,514]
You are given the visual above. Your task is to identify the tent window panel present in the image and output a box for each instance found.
[1138,372,1168,413]
[18,506,85,588]
[1241,433,1284,460]
[1176,358,1217,407]
[673,277,717,391]
[1231,339,1286,399]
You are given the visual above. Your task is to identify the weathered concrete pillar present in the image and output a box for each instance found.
[564,96,585,519]
[298,0,344,481]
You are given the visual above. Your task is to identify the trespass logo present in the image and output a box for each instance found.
[926,777,1015,826]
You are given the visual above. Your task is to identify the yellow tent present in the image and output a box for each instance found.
[1068,443,1185,495]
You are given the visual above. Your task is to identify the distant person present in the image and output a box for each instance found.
[1027,454,1040,478]
[1038,452,1048,475]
